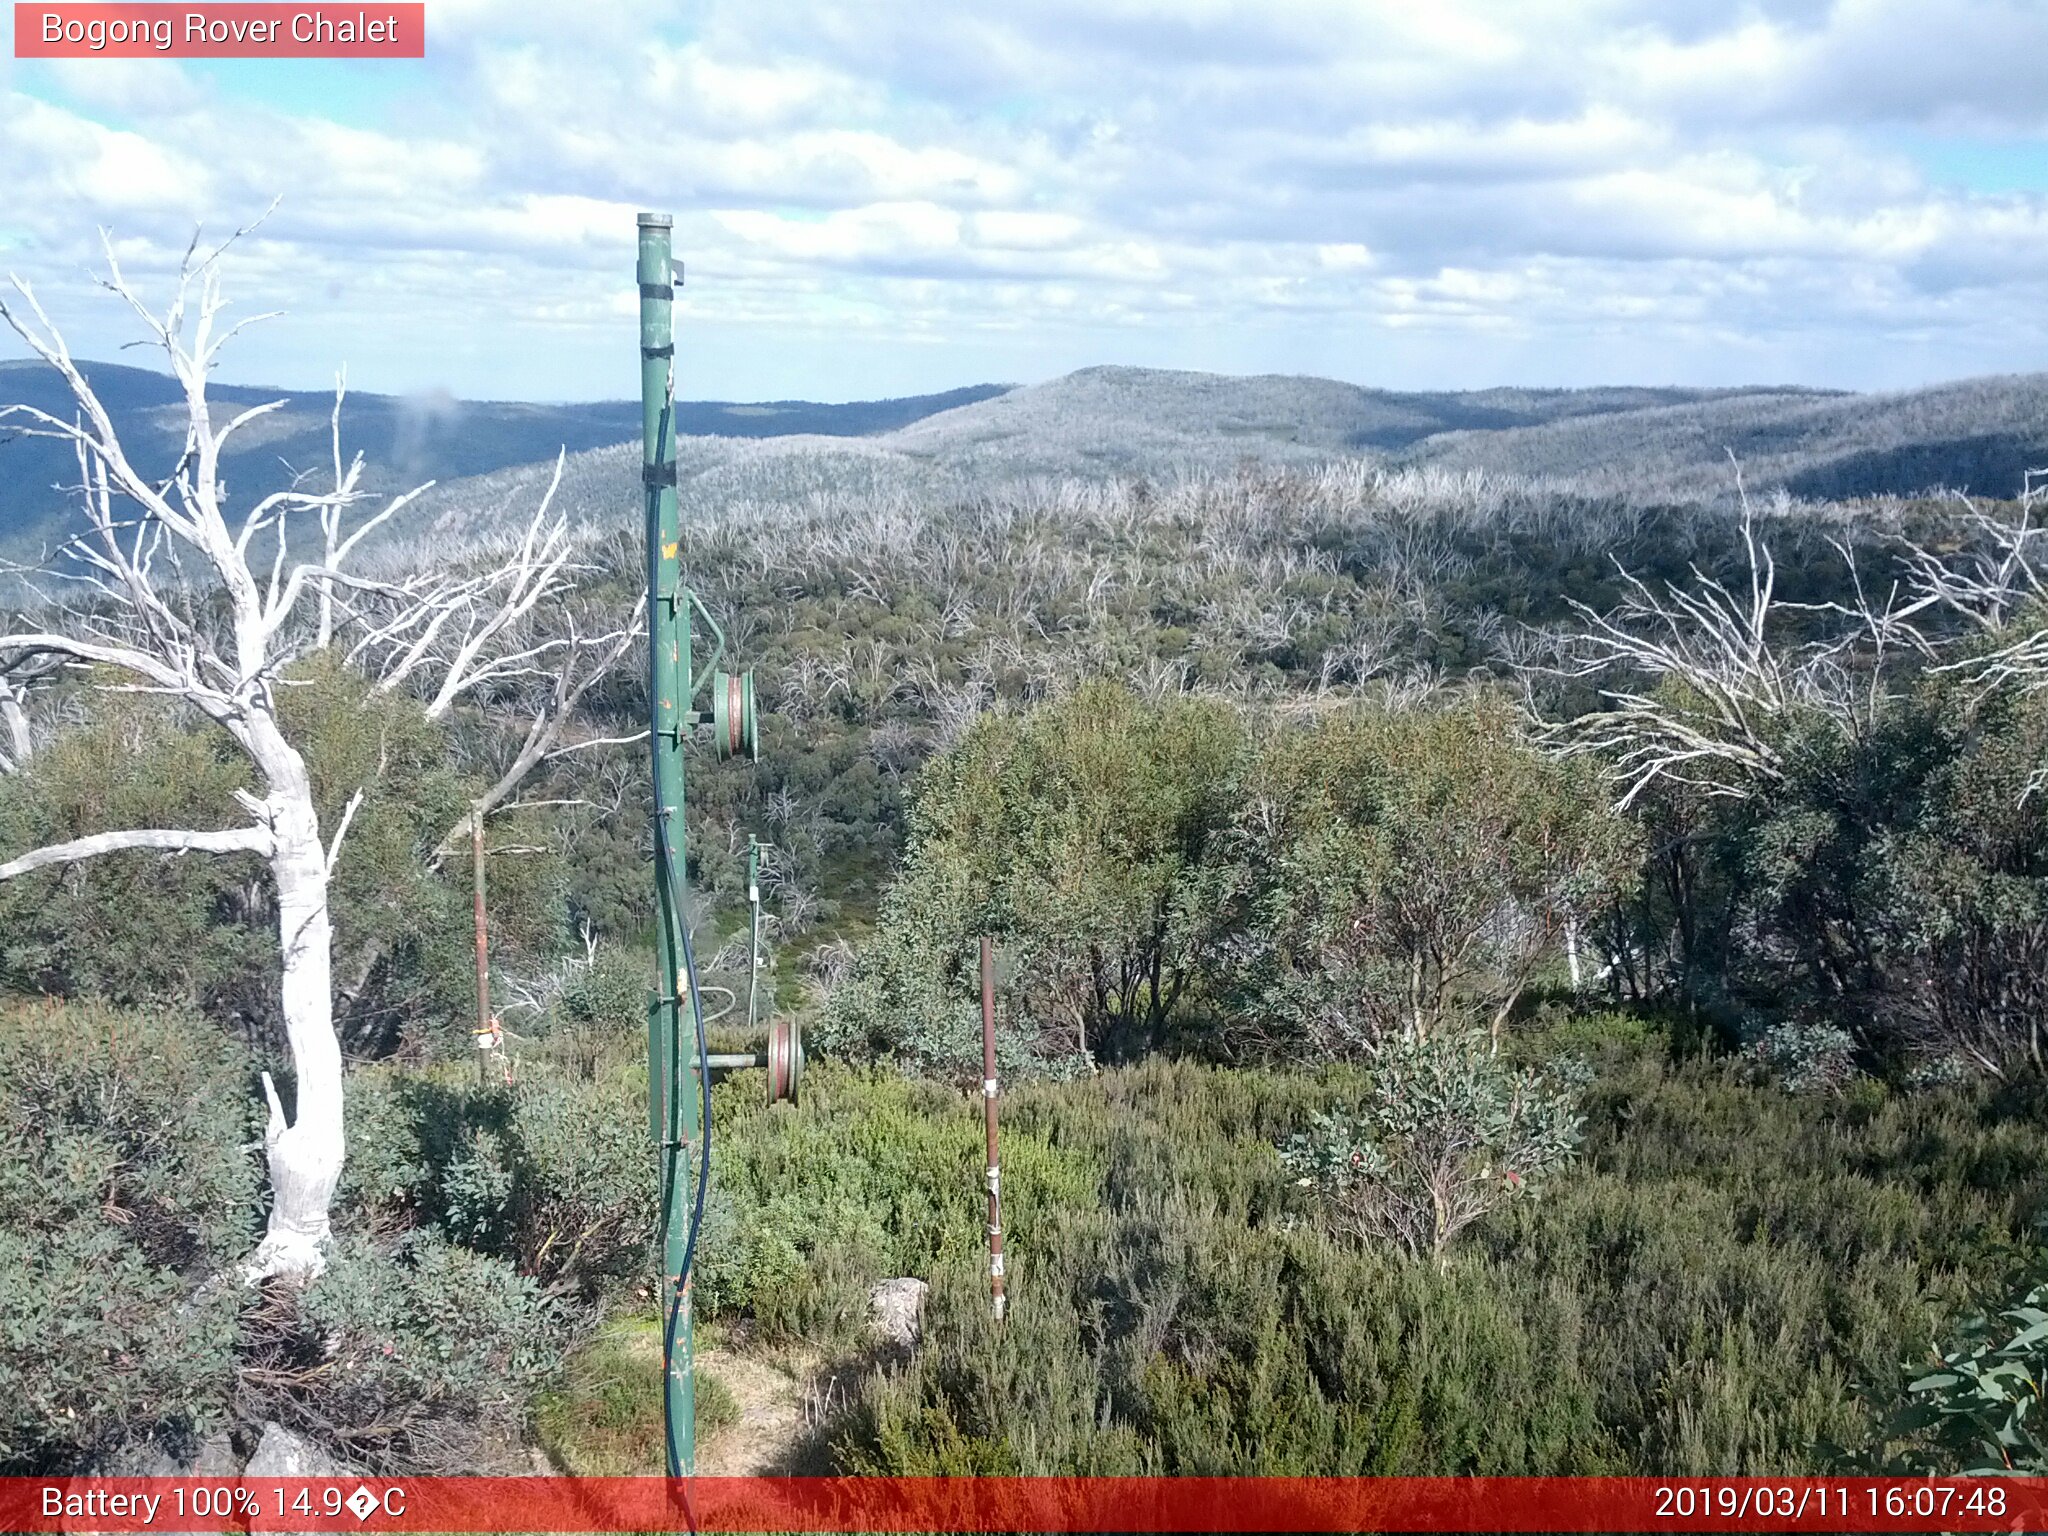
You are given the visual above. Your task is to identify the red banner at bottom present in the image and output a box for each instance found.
[0,1476,2038,1533]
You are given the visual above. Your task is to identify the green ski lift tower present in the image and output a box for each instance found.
[636,211,782,1480]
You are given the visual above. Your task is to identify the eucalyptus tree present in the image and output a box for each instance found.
[1216,693,1633,1058]
[824,681,1246,1073]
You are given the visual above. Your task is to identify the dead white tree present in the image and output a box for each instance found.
[343,452,647,858]
[0,652,58,773]
[1539,500,1802,806]
[1901,477,2048,639]
[1534,484,1922,810]
[1895,472,2048,797]
[0,228,640,1279]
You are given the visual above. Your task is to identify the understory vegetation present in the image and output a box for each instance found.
[7,453,2048,1476]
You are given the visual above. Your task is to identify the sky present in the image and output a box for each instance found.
[4,0,2048,403]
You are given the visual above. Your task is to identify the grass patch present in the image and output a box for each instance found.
[534,1317,738,1473]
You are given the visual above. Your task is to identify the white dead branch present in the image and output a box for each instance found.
[1535,479,1922,809]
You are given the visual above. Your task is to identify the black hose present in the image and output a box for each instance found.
[656,853,714,1482]
[647,377,713,1490]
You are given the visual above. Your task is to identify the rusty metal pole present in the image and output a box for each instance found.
[980,935,1006,1321]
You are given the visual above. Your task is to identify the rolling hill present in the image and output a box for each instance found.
[7,358,2047,566]
[0,358,1007,559]
[393,368,1840,546]
[1404,372,2048,503]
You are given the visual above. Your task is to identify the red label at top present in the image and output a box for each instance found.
[14,3,425,56]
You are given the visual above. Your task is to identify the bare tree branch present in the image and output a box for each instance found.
[1529,478,1902,809]
[0,824,272,881]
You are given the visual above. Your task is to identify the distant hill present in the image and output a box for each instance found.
[9,359,2048,566]
[1402,373,2048,502]
[0,358,1008,558]
[395,367,1837,545]
[387,368,1849,547]
[886,367,1817,467]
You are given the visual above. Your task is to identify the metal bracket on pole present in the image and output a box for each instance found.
[687,589,727,696]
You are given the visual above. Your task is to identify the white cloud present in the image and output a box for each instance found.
[4,0,2048,401]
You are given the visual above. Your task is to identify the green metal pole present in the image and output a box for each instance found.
[638,210,699,1478]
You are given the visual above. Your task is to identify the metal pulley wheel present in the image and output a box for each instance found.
[712,669,758,762]
[765,1016,803,1105]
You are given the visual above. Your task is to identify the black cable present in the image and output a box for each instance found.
[646,374,713,1495]
[657,848,714,1483]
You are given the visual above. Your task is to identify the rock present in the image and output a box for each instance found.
[192,1430,241,1477]
[96,1440,186,1476]
[867,1278,929,1348]
[244,1422,348,1478]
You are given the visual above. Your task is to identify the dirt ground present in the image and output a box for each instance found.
[693,1342,822,1475]
[530,1314,871,1476]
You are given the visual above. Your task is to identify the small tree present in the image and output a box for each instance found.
[1530,489,1931,1018]
[1218,693,1633,1056]
[1279,1027,1583,1266]
[825,681,1245,1072]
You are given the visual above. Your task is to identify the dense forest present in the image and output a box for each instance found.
[6,310,2048,1480]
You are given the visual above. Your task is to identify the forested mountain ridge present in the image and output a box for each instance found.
[1406,370,2048,502]
[8,357,2046,562]
[0,358,1008,557]
[389,365,2048,549]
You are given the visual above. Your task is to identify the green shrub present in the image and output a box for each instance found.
[835,1213,1616,1475]
[1214,694,1634,1057]
[508,1058,658,1294]
[1612,674,2048,1075]
[699,1063,1103,1343]
[0,700,267,1011]
[1281,1027,1583,1264]
[533,1317,665,1474]
[274,1231,557,1472]
[337,1058,656,1300]
[1514,1006,1666,1076]
[1751,1022,1861,1096]
[828,1043,2048,1476]
[341,1040,921,1337]
[559,945,649,1034]
[0,999,259,1471]
[822,682,1246,1074]
[696,1368,740,1436]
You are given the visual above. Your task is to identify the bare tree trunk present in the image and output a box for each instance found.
[246,743,345,1280]
[0,678,30,773]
